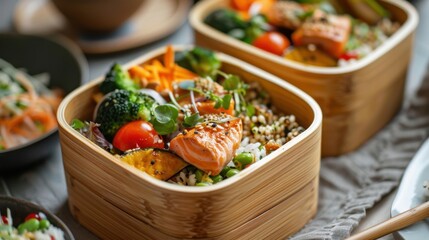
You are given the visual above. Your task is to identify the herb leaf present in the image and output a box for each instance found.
[222,94,232,109]
[150,104,179,135]
[152,119,177,135]
[71,119,86,130]
[222,75,241,91]
[246,105,255,117]
[153,104,178,124]
[184,113,202,128]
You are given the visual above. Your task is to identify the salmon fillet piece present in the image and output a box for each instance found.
[169,116,243,176]
[292,10,351,58]
[268,1,306,30]
[196,100,234,116]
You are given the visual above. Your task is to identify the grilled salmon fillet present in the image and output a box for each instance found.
[268,1,306,30]
[292,10,352,58]
[169,116,243,176]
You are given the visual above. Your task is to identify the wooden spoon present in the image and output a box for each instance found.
[347,201,429,240]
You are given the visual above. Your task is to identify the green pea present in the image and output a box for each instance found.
[18,219,40,234]
[39,219,50,230]
[226,169,240,178]
[195,169,204,182]
[233,152,255,170]
[220,166,231,177]
[211,175,223,184]
[196,182,212,186]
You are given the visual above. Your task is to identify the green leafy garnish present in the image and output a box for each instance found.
[191,87,232,111]
[153,104,179,123]
[222,74,241,91]
[218,71,251,115]
[71,119,86,130]
[150,104,179,135]
[219,71,248,95]
[246,105,255,117]
[221,94,232,110]
[184,113,202,128]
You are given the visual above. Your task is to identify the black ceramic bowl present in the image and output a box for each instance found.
[0,33,87,170]
[0,196,74,239]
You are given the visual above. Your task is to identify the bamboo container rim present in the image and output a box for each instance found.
[57,45,322,194]
[189,0,419,75]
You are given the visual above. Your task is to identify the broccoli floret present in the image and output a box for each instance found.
[175,47,221,78]
[99,63,138,94]
[204,9,247,34]
[95,89,158,141]
[204,9,269,43]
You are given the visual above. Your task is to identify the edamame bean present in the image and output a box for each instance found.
[233,152,255,170]
[226,169,240,178]
[18,219,40,234]
[211,175,223,183]
[39,219,50,230]
[196,182,212,186]
[195,169,204,182]
[220,166,231,177]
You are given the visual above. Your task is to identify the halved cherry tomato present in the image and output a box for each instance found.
[339,52,359,61]
[113,121,164,151]
[1,215,8,224]
[252,32,290,56]
[25,213,42,221]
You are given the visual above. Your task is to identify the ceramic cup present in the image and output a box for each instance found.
[51,0,146,33]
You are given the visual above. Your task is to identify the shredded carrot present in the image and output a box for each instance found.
[127,45,198,92]
[129,65,151,79]
[0,69,62,150]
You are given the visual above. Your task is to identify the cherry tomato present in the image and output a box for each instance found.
[339,52,359,61]
[25,213,42,221]
[113,121,164,151]
[252,32,290,56]
[1,215,8,224]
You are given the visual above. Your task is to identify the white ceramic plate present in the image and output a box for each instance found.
[391,138,429,239]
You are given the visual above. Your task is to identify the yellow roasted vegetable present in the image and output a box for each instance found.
[121,148,188,180]
[285,46,337,67]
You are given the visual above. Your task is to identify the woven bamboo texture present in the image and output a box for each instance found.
[57,46,322,239]
[190,0,418,156]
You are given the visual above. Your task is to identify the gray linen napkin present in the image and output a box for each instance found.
[291,69,429,240]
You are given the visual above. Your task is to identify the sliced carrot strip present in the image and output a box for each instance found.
[164,45,175,69]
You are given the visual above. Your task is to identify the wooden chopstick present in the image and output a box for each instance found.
[347,201,429,240]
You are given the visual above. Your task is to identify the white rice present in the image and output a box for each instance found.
[235,137,267,163]
[168,168,197,186]
[0,221,64,240]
